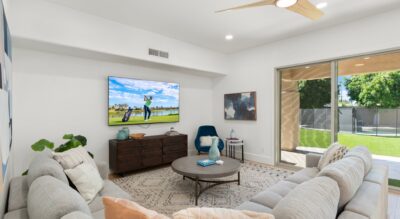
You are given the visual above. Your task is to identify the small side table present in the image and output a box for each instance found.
[225,138,244,163]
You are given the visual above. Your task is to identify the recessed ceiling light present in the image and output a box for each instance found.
[225,34,234,41]
[355,63,365,67]
[276,0,298,8]
[305,66,311,69]
[364,57,370,60]
[316,2,328,9]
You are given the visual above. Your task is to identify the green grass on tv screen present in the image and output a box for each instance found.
[109,113,179,126]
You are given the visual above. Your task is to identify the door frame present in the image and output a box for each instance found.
[274,47,400,167]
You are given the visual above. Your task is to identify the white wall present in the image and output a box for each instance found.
[213,8,400,164]
[8,0,227,75]
[11,48,214,175]
[10,5,400,174]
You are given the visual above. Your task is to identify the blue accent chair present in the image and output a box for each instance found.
[195,125,224,154]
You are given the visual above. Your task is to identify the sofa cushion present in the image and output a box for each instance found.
[269,180,298,197]
[250,181,297,209]
[272,176,339,219]
[318,143,348,170]
[344,181,383,219]
[338,211,369,219]
[61,211,93,219]
[235,201,273,214]
[8,176,29,212]
[285,167,319,184]
[364,163,388,186]
[100,180,132,200]
[4,208,28,219]
[96,161,109,180]
[28,176,91,219]
[89,195,104,212]
[251,190,282,209]
[344,146,372,176]
[89,180,133,212]
[27,154,68,187]
[91,209,105,219]
[318,156,364,208]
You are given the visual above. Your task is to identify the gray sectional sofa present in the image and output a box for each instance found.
[236,147,388,219]
[4,153,132,219]
[5,146,388,219]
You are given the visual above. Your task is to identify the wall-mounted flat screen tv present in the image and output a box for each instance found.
[108,76,180,126]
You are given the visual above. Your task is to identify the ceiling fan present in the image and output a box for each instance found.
[216,0,324,20]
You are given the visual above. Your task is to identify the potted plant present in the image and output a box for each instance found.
[22,134,92,175]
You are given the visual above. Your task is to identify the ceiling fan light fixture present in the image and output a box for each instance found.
[275,0,298,8]
[316,2,328,9]
[225,34,234,41]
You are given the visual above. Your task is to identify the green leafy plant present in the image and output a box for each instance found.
[344,71,400,108]
[31,134,88,152]
[23,134,91,175]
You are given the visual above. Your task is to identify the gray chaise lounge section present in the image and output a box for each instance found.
[236,148,388,219]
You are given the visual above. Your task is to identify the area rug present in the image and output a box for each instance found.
[112,161,295,216]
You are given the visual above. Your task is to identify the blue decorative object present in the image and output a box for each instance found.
[197,159,216,167]
[117,128,129,140]
[195,125,224,154]
[208,137,221,161]
[122,127,129,136]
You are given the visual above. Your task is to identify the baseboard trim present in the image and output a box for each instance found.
[243,152,274,165]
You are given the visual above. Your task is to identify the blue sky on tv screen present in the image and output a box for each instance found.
[109,77,179,108]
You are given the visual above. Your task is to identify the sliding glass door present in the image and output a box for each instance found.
[279,62,333,167]
[337,51,400,182]
[278,50,400,185]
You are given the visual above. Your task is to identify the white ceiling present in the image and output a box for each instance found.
[46,0,400,53]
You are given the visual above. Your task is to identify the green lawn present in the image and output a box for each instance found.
[109,115,179,126]
[300,128,400,157]
[389,178,400,187]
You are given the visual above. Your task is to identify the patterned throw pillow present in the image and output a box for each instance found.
[318,143,348,170]
[53,146,97,170]
[328,146,349,165]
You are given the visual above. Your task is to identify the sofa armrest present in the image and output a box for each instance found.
[96,161,109,180]
[306,153,322,168]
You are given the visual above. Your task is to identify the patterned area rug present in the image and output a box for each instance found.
[112,161,294,216]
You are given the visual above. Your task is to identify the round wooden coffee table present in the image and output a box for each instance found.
[171,155,241,205]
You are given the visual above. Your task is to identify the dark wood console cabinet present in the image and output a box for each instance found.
[109,134,187,174]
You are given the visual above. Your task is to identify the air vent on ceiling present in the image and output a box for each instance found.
[148,48,169,59]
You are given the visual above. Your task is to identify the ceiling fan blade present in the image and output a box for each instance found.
[287,0,324,20]
[216,0,276,13]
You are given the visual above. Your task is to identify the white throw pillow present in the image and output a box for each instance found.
[318,143,348,170]
[64,162,103,202]
[53,146,97,170]
[200,136,214,147]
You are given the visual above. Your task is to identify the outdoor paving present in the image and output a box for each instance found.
[282,147,400,179]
